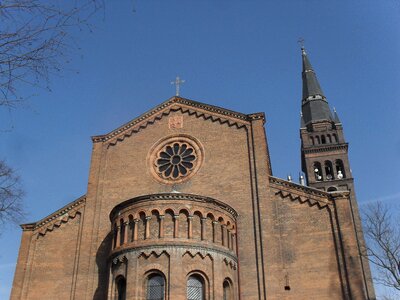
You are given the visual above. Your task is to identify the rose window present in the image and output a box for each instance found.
[155,142,197,180]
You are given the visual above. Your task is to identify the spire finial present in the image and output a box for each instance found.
[298,38,306,54]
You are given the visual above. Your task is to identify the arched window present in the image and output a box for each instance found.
[223,279,233,300]
[116,276,126,300]
[335,160,346,179]
[113,223,118,249]
[147,274,165,300]
[321,135,326,144]
[310,136,315,145]
[333,133,338,143]
[327,186,338,192]
[128,215,134,242]
[187,275,204,300]
[120,219,125,246]
[324,161,334,180]
[313,162,323,181]
[327,134,332,143]
[316,136,320,144]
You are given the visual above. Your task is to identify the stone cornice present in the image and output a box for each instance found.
[302,143,348,154]
[270,176,329,197]
[20,195,86,235]
[269,176,333,208]
[91,96,264,145]
[110,192,238,221]
[110,243,238,263]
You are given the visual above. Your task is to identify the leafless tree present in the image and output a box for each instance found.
[362,202,400,295]
[0,0,103,108]
[0,160,24,227]
[0,1,104,229]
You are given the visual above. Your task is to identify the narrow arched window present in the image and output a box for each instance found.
[316,136,320,144]
[147,274,165,300]
[333,133,338,142]
[327,134,332,143]
[335,160,346,179]
[223,279,233,300]
[113,223,118,249]
[187,275,204,300]
[313,162,323,181]
[310,136,315,145]
[324,161,334,180]
[321,135,326,144]
[116,276,126,300]
[120,219,125,246]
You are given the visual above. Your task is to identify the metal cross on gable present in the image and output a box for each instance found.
[171,76,185,96]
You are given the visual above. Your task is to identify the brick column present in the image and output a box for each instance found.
[133,220,139,241]
[188,216,193,239]
[159,215,164,238]
[174,215,179,238]
[145,216,151,239]
[123,222,129,245]
[116,226,121,247]
[212,221,218,243]
[201,217,207,241]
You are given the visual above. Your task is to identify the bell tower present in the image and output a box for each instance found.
[299,47,375,299]
[299,47,352,192]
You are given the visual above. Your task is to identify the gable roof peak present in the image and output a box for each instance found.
[91,96,264,144]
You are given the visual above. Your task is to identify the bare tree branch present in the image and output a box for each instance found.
[0,0,104,107]
[362,202,400,295]
[0,159,24,228]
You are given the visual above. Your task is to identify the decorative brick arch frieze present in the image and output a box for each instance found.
[269,176,334,209]
[91,96,265,146]
[110,193,238,254]
[109,245,238,300]
[109,193,239,299]
[20,195,86,237]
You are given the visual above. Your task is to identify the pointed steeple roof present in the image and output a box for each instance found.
[302,47,325,101]
[333,107,341,124]
[300,47,333,125]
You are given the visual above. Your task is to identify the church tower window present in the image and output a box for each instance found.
[327,134,332,143]
[146,273,165,300]
[313,162,323,181]
[324,161,334,180]
[335,159,346,179]
[187,275,205,300]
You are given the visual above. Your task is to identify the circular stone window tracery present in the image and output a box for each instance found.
[149,135,204,184]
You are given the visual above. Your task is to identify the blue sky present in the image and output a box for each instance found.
[1,1,399,298]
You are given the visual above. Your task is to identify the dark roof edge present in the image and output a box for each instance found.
[269,176,350,201]
[20,195,86,231]
[91,96,265,142]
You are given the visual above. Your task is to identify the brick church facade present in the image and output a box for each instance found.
[11,49,376,299]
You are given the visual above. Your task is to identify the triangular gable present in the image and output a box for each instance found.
[91,96,265,146]
[20,195,86,236]
[269,176,334,209]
